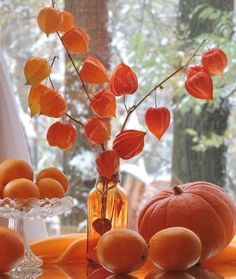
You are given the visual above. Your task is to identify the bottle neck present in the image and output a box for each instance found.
[96,172,120,184]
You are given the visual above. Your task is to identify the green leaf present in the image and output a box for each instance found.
[186,128,197,137]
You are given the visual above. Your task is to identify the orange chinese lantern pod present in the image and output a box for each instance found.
[46,121,76,150]
[79,57,109,84]
[185,66,213,100]
[96,150,120,178]
[61,27,89,54]
[37,7,62,36]
[110,63,138,96]
[112,130,146,160]
[202,48,228,76]
[145,107,171,140]
[84,117,111,145]
[57,11,75,33]
[40,89,67,118]
[24,57,51,86]
[90,88,116,117]
[28,84,51,116]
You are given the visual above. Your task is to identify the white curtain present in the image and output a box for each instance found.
[0,49,48,242]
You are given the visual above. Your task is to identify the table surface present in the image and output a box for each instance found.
[36,261,235,279]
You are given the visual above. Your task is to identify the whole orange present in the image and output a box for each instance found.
[148,227,202,271]
[0,227,25,273]
[36,167,69,193]
[97,228,148,274]
[3,178,40,200]
[0,158,33,198]
[37,178,65,199]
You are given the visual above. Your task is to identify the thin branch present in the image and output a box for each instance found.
[56,32,91,101]
[123,95,128,113]
[222,88,236,100]
[65,113,84,127]
[47,56,59,89]
[120,39,207,132]
[48,77,54,89]
[101,143,106,151]
[154,89,157,108]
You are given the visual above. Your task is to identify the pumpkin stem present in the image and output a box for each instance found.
[173,186,183,195]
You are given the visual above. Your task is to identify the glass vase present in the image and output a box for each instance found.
[87,173,128,264]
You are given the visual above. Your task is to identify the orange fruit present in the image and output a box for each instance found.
[0,227,24,273]
[0,158,33,197]
[97,228,148,274]
[36,167,69,193]
[37,178,65,199]
[148,227,202,271]
[3,178,40,200]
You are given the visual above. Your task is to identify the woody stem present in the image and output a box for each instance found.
[56,32,91,101]
[65,113,84,127]
[120,38,207,132]
[48,56,58,89]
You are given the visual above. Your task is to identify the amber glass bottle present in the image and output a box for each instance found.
[87,173,128,264]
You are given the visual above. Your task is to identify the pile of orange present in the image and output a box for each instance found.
[0,158,69,200]
[95,227,203,276]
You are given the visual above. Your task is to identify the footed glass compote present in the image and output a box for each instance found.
[0,196,74,275]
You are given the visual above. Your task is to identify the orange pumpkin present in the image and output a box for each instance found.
[46,121,76,150]
[37,7,62,36]
[24,57,51,86]
[61,27,89,54]
[57,11,75,33]
[138,181,236,260]
[185,66,213,100]
[84,117,111,145]
[96,150,120,178]
[202,48,227,76]
[40,89,67,118]
[112,130,146,160]
[145,107,170,140]
[79,57,109,84]
[110,63,138,96]
[90,88,116,117]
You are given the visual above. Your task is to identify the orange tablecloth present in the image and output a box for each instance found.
[30,234,236,278]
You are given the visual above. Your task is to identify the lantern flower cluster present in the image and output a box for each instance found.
[24,57,51,86]
[202,48,228,76]
[47,121,76,150]
[185,48,227,100]
[23,5,228,179]
[110,63,138,96]
[80,57,110,84]
[145,108,170,141]
[96,150,120,179]
[90,88,116,118]
[84,117,111,145]
[28,84,67,117]
[113,130,146,160]
[61,27,89,54]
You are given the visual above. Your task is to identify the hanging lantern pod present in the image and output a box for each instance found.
[47,121,76,150]
[202,48,228,76]
[185,66,213,100]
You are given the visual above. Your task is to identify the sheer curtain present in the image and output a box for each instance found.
[0,49,47,241]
